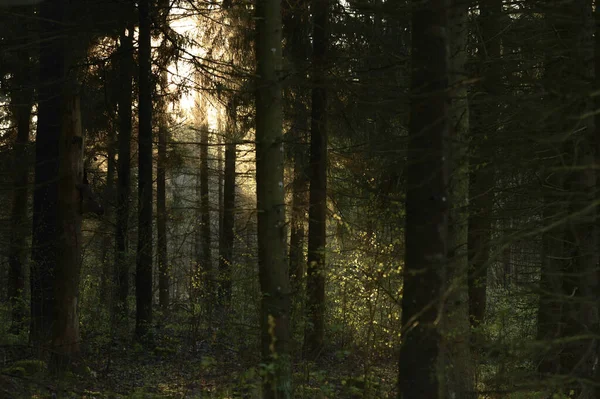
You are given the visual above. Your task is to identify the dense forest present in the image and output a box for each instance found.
[0,0,599,398]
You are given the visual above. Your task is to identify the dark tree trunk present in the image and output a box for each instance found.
[536,2,598,396]
[557,2,597,393]
[157,96,169,310]
[288,126,308,290]
[218,134,224,239]
[8,49,33,333]
[595,3,600,396]
[30,0,65,349]
[99,121,116,306]
[255,0,292,392]
[136,0,154,339]
[397,0,449,397]
[218,101,237,308]
[303,0,328,361]
[200,125,212,300]
[441,1,474,397]
[51,93,85,370]
[282,0,310,294]
[468,0,502,332]
[536,180,565,376]
[115,26,133,316]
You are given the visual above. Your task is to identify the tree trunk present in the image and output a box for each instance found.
[255,0,292,393]
[115,26,134,317]
[30,0,65,349]
[218,100,237,308]
[136,0,154,339]
[8,47,33,333]
[51,93,84,370]
[558,1,598,394]
[157,81,169,310]
[439,1,474,398]
[468,0,502,333]
[398,0,449,397]
[303,0,328,361]
[282,0,310,294]
[536,2,598,396]
[99,120,116,306]
[218,134,224,239]
[200,124,213,305]
[288,132,308,290]
[594,3,600,395]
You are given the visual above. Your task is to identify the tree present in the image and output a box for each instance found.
[30,0,65,349]
[304,0,329,360]
[255,0,292,393]
[546,1,597,395]
[398,0,449,397]
[51,92,85,369]
[199,122,212,302]
[439,0,474,397]
[157,71,170,310]
[468,0,503,332]
[218,98,237,308]
[115,25,134,317]
[136,0,154,339]
[7,7,34,332]
[282,0,310,300]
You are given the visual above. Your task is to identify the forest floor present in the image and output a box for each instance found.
[0,318,397,398]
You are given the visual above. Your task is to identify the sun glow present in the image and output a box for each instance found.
[166,8,220,131]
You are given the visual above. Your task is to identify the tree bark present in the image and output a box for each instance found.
[218,100,237,308]
[51,93,84,370]
[115,26,134,317]
[557,2,598,394]
[99,117,116,306]
[398,0,449,397]
[157,81,169,310]
[200,124,213,304]
[8,45,33,333]
[30,0,65,349]
[255,0,292,393]
[136,0,154,339]
[468,0,502,333]
[303,0,329,361]
[288,130,308,290]
[536,2,598,396]
[439,1,474,397]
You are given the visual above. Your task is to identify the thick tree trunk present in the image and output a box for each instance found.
[8,51,33,333]
[30,0,65,349]
[51,93,84,370]
[439,1,474,398]
[136,0,154,339]
[558,2,597,394]
[115,26,134,316]
[218,101,237,308]
[537,172,565,375]
[398,0,449,397]
[303,0,328,361]
[537,2,598,396]
[157,88,169,310]
[255,0,292,393]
